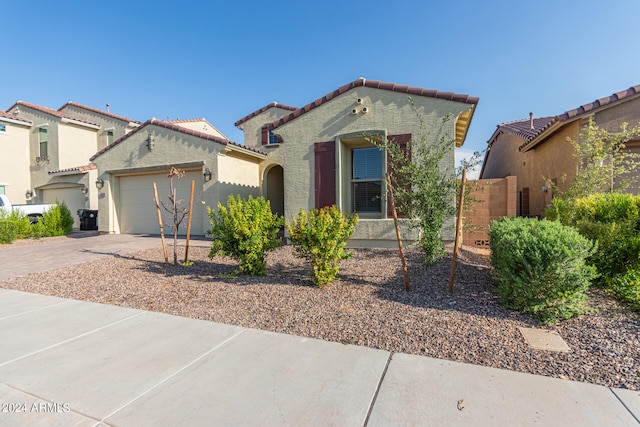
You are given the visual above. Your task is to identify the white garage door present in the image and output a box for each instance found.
[118,171,206,236]
[42,187,87,228]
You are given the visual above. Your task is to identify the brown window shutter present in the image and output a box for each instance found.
[261,127,269,145]
[314,141,336,209]
[386,134,411,218]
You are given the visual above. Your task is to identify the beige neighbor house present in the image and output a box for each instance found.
[480,84,640,217]
[5,101,139,227]
[235,78,479,247]
[0,110,33,204]
[90,119,266,236]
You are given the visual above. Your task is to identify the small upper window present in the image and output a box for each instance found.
[38,127,48,158]
[0,124,6,133]
[268,131,281,145]
[107,130,114,145]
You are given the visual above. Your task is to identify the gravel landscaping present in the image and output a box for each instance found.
[1,237,638,391]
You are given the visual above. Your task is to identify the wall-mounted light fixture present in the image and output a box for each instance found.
[81,186,89,195]
[25,190,34,199]
[146,135,155,151]
[203,168,212,182]
[95,178,104,190]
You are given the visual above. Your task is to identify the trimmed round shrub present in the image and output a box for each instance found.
[207,195,283,276]
[287,206,358,286]
[490,217,597,324]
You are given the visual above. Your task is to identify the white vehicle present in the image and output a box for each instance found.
[0,194,54,223]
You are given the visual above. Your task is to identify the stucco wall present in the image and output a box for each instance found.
[273,86,472,245]
[0,122,31,204]
[57,123,98,170]
[463,176,517,246]
[215,152,261,204]
[60,105,135,151]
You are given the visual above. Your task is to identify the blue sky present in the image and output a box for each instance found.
[2,1,639,177]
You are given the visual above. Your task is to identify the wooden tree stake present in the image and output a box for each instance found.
[153,182,169,263]
[184,179,195,263]
[448,169,467,293]
[387,173,411,291]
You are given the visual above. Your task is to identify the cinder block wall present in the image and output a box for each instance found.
[462,176,517,247]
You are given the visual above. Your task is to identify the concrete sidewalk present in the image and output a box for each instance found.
[0,289,638,426]
[0,233,638,425]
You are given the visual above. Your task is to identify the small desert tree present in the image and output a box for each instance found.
[548,117,640,200]
[376,108,458,266]
[160,167,190,264]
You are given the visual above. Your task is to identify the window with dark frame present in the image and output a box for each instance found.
[351,147,382,213]
[0,124,6,133]
[107,130,114,145]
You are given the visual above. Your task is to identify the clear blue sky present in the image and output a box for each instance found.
[2,0,639,174]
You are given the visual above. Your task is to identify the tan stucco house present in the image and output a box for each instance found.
[235,78,479,247]
[0,110,33,204]
[4,101,141,227]
[90,119,265,236]
[481,84,640,217]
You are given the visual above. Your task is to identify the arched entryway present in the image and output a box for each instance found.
[265,165,284,217]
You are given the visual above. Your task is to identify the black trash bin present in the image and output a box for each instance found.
[78,209,98,231]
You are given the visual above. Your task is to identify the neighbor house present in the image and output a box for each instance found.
[481,84,640,217]
[235,78,479,247]
[0,110,33,204]
[6,101,103,227]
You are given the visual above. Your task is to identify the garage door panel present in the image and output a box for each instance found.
[119,172,205,236]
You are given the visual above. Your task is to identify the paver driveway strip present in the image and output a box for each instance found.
[0,234,165,280]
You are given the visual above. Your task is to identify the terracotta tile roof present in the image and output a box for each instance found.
[234,102,298,127]
[58,101,140,125]
[169,118,209,124]
[48,164,97,175]
[518,84,640,150]
[7,101,100,128]
[267,78,480,131]
[0,110,32,125]
[497,116,556,140]
[90,118,266,162]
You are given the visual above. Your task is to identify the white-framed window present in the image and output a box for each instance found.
[351,147,383,214]
[0,185,5,196]
[38,127,48,158]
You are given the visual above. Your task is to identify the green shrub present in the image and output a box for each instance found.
[208,195,283,275]
[544,197,576,225]
[570,193,640,280]
[607,269,640,310]
[0,210,31,243]
[489,217,597,324]
[32,202,75,238]
[287,206,358,286]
